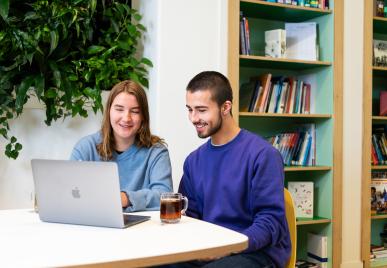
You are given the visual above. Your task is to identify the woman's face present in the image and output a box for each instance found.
[109,92,142,149]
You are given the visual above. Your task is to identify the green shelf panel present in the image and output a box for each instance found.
[240,1,331,22]
[374,17,387,34]
[373,68,387,77]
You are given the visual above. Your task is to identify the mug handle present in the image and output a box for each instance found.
[181,196,189,215]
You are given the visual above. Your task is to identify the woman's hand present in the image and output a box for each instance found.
[120,191,131,208]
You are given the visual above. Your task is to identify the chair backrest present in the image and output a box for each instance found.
[284,188,297,268]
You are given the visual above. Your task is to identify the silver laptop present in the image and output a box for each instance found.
[31,159,150,228]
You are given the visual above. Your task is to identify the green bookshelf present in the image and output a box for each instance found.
[228,0,342,267]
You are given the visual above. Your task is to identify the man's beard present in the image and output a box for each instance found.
[197,112,222,139]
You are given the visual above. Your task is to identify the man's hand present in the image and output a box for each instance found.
[120,191,131,208]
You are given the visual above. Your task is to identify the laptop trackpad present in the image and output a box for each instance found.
[123,214,151,227]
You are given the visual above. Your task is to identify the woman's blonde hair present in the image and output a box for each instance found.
[97,80,164,160]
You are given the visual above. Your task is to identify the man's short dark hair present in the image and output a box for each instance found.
[186,71,233,107]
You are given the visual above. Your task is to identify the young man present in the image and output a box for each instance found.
[178,71,291,267]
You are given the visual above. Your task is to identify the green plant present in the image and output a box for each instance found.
[0,0,152,159]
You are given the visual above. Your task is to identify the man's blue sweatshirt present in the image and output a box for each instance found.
[178,129,291,267]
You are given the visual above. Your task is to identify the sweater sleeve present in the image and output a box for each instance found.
[124,146,173,212]
[178,158,201,219]
[242,146,288,252]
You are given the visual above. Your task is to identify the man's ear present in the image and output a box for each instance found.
[222,101,232,116]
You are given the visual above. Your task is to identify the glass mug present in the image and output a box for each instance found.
[160,193,188,223]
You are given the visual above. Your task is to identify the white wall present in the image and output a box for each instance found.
[136,0,227,190]
[0,0,227,208]
[0,105,103,209]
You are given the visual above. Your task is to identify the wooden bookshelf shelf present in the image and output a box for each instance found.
[372,116,387,122]
[296,216,331,226]
[364,3,387,267]
[240,0,331,22]
[285,166,331,172]
[373,16,387,34]
[371,214,387,220]
[229,0,342,265]
[239,112,331,119]
[371,165,387,170]
[240,55,331,69]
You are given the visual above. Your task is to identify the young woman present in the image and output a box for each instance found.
[70,80,173,212]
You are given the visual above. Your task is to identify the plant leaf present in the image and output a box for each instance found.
[87,45,105,55]
[141,58,153,67]
[0,0,9,20]
[49,30,59,56]
[15,76,34,113]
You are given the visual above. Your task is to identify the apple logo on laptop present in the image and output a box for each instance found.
[71,187,81,199]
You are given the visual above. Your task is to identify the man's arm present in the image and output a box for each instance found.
[242,146,288,252]
[178,159,201,219]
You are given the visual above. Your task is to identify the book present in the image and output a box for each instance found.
[288,181,314,218]
[307,233,328,268]
[239,81,256,112]
[265,29,286,58]
[285,22,318,61]
[380,91,387,116]
[371,178,387,214]
[373,40,387,67]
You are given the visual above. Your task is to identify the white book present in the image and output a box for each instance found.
[285,22,317,61]
[288,181,313,218]
[307,233,328,268]
[278,81,288,113]
[288,79,297,114]
[265,29,286,58]
[268,83,278,113]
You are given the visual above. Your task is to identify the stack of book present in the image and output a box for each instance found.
[265,0,329,9]
[371,125,387,165]
[267,124,316,166]
[240,12,250,55]
[307,233,328,268]
[371,245,387,260]
[239,74,312,114]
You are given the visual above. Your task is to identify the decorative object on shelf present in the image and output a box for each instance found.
[0,0,152,159]
[288,181,314,218]
[265,29,286,58]
[376,0,385,17]
[371,173,387,215]
[373,40,387,67]
[285,22,318,61]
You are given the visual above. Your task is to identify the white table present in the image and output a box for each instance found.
[0,210,248,267]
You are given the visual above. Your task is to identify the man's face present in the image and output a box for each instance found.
[186,90,222,139]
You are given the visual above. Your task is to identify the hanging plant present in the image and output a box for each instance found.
[0,0,152,159]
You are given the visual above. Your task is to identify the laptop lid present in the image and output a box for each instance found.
[31,159,150,228]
